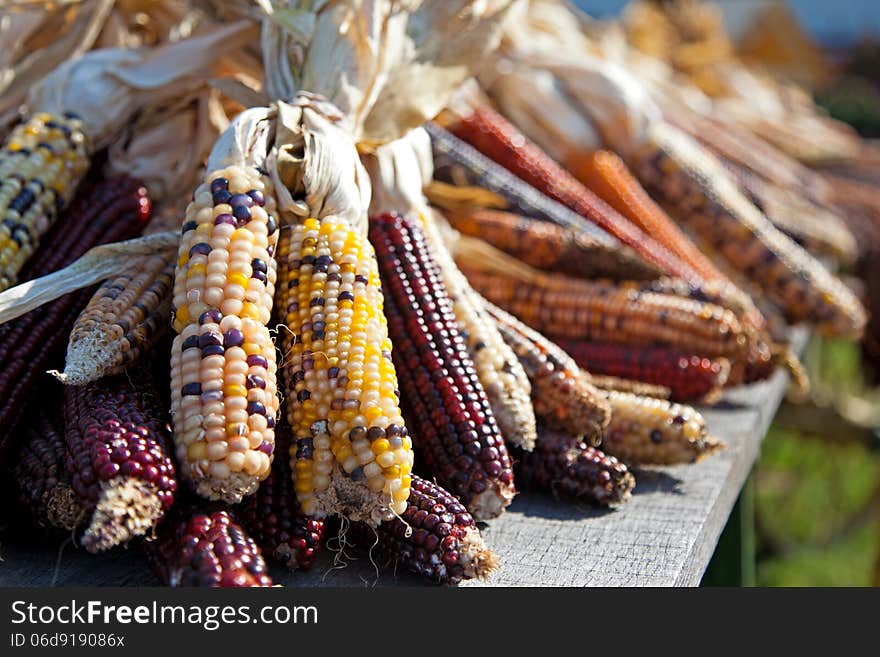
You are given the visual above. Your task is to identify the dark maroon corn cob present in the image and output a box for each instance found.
[149,509,274,587]
[63,365,177,552]
[514,427,635,506]
[351,474,498,585]
[369,212,515,520]
[0,176,151,464]
[237,427,325,571]
[13,410,85,533]
[553,339,730,403]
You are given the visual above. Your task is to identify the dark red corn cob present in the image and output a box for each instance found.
[554,339,730,403]
[513,427,635,506]
[237,428,325,571]
[149,509,273,587]
[351,474,498,585]
[369,213,515,520]
[0,176,151,464]
[446,107,701,281]
[13,410,85,533]
[63,365,177,552]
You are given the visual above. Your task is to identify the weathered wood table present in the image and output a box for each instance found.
[0,330,807,587]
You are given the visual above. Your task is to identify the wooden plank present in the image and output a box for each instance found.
[0,329,808,588]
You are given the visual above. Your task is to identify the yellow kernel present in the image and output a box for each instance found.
[371,438,390,454]
[241,302,260,320]
[224,384,247,398]
[226,271,249,288]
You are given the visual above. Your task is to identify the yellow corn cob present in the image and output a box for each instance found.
[170,166,280,503]
[421,214,536,451]
[276,217,414,524]
[0,112,90,290]
[64,252,175,385]
[601,390,722,465]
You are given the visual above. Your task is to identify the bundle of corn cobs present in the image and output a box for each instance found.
[0,0,872,587]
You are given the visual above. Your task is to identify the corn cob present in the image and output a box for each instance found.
[369,213,514,519]
[149,509,273,587]
[421,213,536,451]
[63,365,177,552]
[13,410,84,533]
[484,299,610,444]
[554,339,729,403]
[276,216,414,525]
[0,176,150,463]
[64,251,175,385]
[237,426,325,571]
[443,207,660,282]
[513,426,634,506]
[170,167,280,504]
[427,122,621,247]
[461,258,750,362]
[632,126,866,338]
[601,390,722,465]
[446,107,702,281]
[571,149,730,283]
[0,111,90,291]
[588,374,672,399]
[350,474,498,585]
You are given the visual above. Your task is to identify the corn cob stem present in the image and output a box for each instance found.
[63,365,177,552]
[554,339,729,403]
[632,124,866,338]
[370,213,514,519]
[601,390,722,465]
[14,410,85,533]
[276,216,414,524]
[442,206,660,282]
[446,107,703,282]
[421,212,536,451]
[63,251,174,385]
[484,299,610,444]
[458,238,750,362]
[170,167,280,504]
[513,426,635,506]
[149,509,273,587]
[236,425,325,571]
[0,176,150,463]
[0,112,90,290]
[350,474,498,585]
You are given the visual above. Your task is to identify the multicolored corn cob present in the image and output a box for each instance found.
[0,111,90,290]
[170,167,280,504]
[601,390,722,465]
[571,149,729,284]
[370,213,514,519]
[350,474,498,585]
[64,366,176,552]
[427,122,619,247]
[421,213,536,451]
[633,125,866,338]
[0,176,150,463]
[276,216,414,525]
[461,259,749,362]
[237,427,325,571]
[149,509,273,587]
[443,207,660,282]
[64,251,174,385]
[554,339,729,403]
[484,299,610,444]
[446,106,702,281]
[514,426,635,506]
[13,410,84,533]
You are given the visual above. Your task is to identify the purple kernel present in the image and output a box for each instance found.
[246,375,266,389]
[182,335,199,350]
[120,461,143,477]
[198,332,221,348]
[251,258,267,273]
[181,382,202,396]
[259,441,274,455]
[251,270,267,284]
[201,390,224,403]
[223,329,245,348]
[199,309,222,325]
[214,213,236,226]
[266,215,277,235]
[189,242,212,258]
[266,416,276,429]
[246,354,268,369]
[201,344,225,358]
[98,462,120,481]
[233,205,251,224]
[247,401,266,416]
[212,189,232,205]
[247,189,264,206]
[182,220,197,233]
[210,178,229,193]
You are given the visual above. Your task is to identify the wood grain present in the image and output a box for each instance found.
[0,330,808,588]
